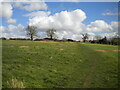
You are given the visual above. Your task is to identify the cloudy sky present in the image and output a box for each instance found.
[0,1,119,40]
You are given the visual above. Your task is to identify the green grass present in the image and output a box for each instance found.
[2,40,118,88]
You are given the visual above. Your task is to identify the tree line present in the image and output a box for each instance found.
[26,25,120,45]
[1,25,120,45]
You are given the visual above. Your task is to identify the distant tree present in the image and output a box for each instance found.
[26,25,38,41]
[81,33,89,42]
[102,36,107,44]
[110,35,120,45]
[1,37,6,40]
[46,29,56,40]
[99,36,107,44]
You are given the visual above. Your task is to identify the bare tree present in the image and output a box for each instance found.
[26,25,38,41]
[81,33,89,42]
[46,29,56,40]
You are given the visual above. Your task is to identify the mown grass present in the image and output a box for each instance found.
[2,40,118,88]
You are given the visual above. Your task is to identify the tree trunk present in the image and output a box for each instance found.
[50,35,52,40]
[83,39,85,42]
[31,35,33,41]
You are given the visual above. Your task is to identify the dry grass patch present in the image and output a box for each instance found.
[60,48,64,51]
[7,77,25,88]
[19,46,29,48]
[96,49,120,52]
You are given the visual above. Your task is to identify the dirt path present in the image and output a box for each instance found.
[81,44,98,88]
[66,43,99,88]
[67,43,118,88]
[82,59,96,88]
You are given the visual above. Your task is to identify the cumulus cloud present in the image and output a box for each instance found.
[0,3,16,24]
[0,24,26,38]
[29,9,86,31]
[0,2,48,24]
[110,21,119,32]
[13,2,47,11]
[28,9,118,40]
[6,18,16,24]
[100,32,118,38]
[86,21,119,39]
[28,9,87,40]
[0,3,12,19]
[87,20,113,33]
[23,11,51,17]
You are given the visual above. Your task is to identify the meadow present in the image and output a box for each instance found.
[2,40,118,88]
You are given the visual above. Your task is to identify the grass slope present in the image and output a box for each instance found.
[2,40,118,88]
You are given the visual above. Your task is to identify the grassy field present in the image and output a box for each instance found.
[2,40,118,88]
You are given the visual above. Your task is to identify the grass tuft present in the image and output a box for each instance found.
[7,77,25,88]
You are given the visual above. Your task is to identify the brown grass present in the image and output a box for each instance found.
[60,48,64,51]
[7,77,25,88]
[19,46,29,48]
[96,49,120,52]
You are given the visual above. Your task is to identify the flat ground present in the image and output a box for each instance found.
[2,40,118,88]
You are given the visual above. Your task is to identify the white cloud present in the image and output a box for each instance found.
[13,2,47,11]
[0,26,7,33]
[28,9,87,40]
[110,21,119,32]
[86,20,119,39]
[87,20,113,32]
[100,32,118,38]
[6,18,16,24]
[0,24,26,38]
[0,3,12,19]
[23,11,51,17]
[28,9,118,40]
[0,2,47,24]
[0,26,9,37]
[29,9,86,30]
[0,3,16,24]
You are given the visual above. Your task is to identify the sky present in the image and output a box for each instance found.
[0,1,119,40]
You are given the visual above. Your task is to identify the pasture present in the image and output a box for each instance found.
[2,40,118,88]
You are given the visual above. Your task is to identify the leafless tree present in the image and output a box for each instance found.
[46,29,56,40]
[81,33,89,42]
[26,25,38,41]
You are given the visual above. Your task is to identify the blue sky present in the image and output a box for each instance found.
[47,2,118,24]
[2,2,118,26]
